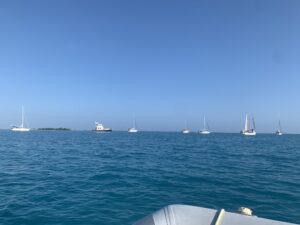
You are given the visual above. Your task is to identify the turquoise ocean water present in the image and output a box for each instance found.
[0,131,299,225]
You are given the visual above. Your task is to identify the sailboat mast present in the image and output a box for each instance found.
[203,116,206,130]
[244,114,248,131]
[21,106,24,128]
[279,120,282,131]
[252,115,256,130]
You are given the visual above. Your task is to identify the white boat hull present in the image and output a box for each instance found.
[128,128,138,133]
[242,131,256,136]
[11,127,30,132]
[181,130,190,134]
[199,130,210,134]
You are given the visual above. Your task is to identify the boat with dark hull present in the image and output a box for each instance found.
[93,122,112,132]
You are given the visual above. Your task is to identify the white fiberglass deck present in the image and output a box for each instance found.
[134,205,297,225]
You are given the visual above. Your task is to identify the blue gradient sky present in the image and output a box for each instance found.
[0,0,300,132]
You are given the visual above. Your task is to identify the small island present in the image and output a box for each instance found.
[37,128,71,131]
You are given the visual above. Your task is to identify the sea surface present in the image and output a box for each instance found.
[0,131,299,225]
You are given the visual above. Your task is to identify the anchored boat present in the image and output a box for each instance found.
[181,128,190,134]
[128,113,138,133]
[275,119,283,135]
[134,204,297,225]
[128,127,138,133]
[241,114,256,136]
[199,116,210,134]
[93,122,112,132]
[11,106,30,132]
[181,121,190,134]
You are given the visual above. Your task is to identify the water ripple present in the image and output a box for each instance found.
[0,131,299,224]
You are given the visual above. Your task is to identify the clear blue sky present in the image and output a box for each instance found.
[0,0,300,132]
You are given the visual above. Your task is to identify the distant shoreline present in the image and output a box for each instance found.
[0,129,299,134]
[36,128,71,131]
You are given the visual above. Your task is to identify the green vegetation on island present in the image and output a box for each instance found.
[37,128,71,131]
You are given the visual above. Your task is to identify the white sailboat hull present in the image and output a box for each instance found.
[242,130,256,136]
[11,127,30,132]
[199,130,210,134]
[181,129,190,134]
[128,128,138,133]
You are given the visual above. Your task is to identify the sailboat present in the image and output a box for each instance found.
[11,106,30,132]
[241,114,256,136]
[128,113,138,133]
[275,120,283,135]
[199,116,210,134]
[181,121,190,134]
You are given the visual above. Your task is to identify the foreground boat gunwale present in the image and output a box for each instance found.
[134,204,298,225]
